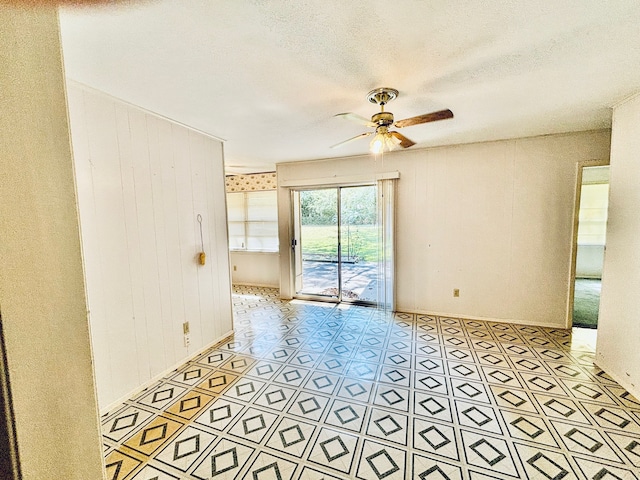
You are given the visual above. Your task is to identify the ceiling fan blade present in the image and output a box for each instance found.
[334,112,376,128]
[394,109,454,128]
[330,132,373,149]
[390,131,416,148]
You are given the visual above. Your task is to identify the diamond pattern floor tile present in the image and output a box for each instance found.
[100,285,640,479]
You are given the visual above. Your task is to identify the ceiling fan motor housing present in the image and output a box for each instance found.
[372,111,394,126]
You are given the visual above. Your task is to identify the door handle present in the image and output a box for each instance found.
[291,238,297,250]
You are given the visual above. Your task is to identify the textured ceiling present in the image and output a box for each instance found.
[59,0,640,173]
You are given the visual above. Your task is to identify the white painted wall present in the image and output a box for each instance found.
[278,130,610,327]
[230,251,280,287]
[576,244,605,278]
[596,94,640,399]
[0,9,104,479]
[66,84,233,409]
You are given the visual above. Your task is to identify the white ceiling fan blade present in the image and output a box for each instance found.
[330,132,373,149]
[334,112,376,128]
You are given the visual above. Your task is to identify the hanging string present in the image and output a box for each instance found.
[197,214,204,250]
[373,147,385,170]
[197,214,206,265]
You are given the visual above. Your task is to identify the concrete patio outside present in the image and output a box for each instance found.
[299,259,378,302]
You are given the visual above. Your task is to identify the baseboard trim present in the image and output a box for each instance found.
[405,308,567,329]
[233,282,279,288]
[594,357,640,401]
[100,329,234,415]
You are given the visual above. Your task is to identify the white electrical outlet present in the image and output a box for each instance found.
[182,322,190,347]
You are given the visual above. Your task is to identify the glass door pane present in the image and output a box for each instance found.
[296,188,340,298]
[340,185,378,304]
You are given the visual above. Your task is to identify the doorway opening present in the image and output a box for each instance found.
[292,185,379,305]
[571,164,610,329]
[0,315,21,480]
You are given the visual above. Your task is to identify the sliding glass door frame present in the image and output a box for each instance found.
[290,184,377,306]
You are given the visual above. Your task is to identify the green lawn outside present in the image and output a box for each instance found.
[301,224,377,262]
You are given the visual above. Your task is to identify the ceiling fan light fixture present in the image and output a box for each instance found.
[370,134,385,154]
[370,127,401,154]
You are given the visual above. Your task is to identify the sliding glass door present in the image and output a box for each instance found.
[295,188,340,298]
[340,186,378,302]
[292,185,379,305]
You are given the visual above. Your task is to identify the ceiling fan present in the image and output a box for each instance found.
[332,87,453,153]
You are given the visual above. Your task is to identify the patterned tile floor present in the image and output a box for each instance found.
[101,286,640,480]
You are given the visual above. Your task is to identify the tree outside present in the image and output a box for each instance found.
[300,186,377,262]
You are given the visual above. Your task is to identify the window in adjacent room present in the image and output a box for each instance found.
[227,190,279,252]
[577,182,609,246]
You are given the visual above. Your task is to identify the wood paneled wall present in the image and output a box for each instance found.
[67,84,233,409]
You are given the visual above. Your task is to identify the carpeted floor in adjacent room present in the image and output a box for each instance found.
[573,278,601,329]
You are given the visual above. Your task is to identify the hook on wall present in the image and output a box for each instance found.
[197,214,206,265]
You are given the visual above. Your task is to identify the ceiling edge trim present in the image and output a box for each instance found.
[65,78,227,143]
[279,171,399,188]
[611,90,640,109]
[276,128,613,169]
